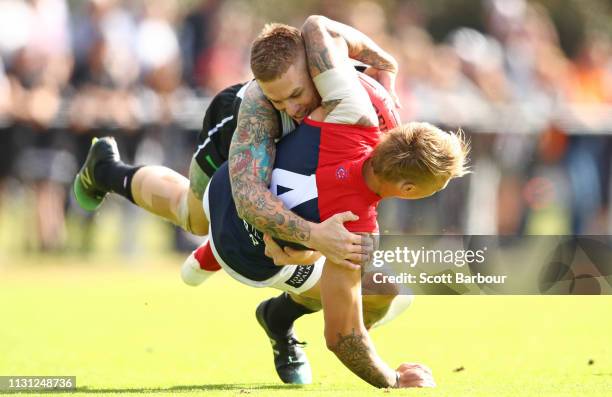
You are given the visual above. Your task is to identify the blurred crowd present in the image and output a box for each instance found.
[0,0,610,255]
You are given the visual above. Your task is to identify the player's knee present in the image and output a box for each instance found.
[187,216,208,236]
[362,294,396,311]
[288,292,322,312]
[367,295,414,329]
[183,189,209,235]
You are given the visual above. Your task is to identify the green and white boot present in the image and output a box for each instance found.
[73,137,120,211]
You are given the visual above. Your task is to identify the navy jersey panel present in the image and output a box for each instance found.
[208,163,279,281]
[269,121,322,250]
[208,122,323,281]
[272,121,322,221]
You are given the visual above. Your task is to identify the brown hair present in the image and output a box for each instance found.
[371,122,470,183]
[250,23,303,82]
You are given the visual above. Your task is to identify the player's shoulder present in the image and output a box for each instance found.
[239,81,274,111]
[236,81,293,138]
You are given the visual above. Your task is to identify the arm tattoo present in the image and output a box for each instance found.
[302,20,339,77]
[303,16,397,74]
[331,328,393,388]
[309,46,335,76]
[303,17,378,127]
[228,83,312,243]
[352,47,397,72]
[321,99,342,116]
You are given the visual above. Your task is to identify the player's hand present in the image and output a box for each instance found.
[364,67,401,109]
[395,363,436,388]
[308,212,373,270]
[263,234,322,266]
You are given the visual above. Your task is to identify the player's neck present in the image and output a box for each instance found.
[362,158,385,197]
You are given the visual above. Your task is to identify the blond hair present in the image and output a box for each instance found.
[371,122,470,183]
[250,23,303,82]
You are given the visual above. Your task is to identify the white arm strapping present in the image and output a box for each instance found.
[312,66,377,125]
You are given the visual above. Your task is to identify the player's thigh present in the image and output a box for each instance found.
[293,279,321,301]
[188,156,211,201]
[295,274,397,313]
[362,294,395,310]
[186,188,209,235]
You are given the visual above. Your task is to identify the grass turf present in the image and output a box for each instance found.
[0,256,610,397]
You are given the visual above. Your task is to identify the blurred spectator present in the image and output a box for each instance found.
[0,57,12,212]
[179,0,222,89]
[562,32,612,233]
[192,1,255,94]
[0,1,31,59]
[3,0,75,251]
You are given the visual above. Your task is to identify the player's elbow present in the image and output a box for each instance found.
[233,199,248,220]
[228,180,245,217]
[302,15,327,36]
[232,197,253,225]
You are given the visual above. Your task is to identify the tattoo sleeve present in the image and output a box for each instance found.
[302,15,398,73]
[331,328,395,388]
[346,44,397,73]
[228,83,312,243]
[302,16,378,127]
[302,16,345,79]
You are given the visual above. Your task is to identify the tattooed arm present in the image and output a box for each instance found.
[320,253,397,388]
[320,246,436,388]
[320,234,435,388]
[228,82,367,269]
[302,15,397,73]
[301,16,378,127]
[302,15,400,106]
[319,231,395,388]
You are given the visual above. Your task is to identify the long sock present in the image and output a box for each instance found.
[94,161,141,203]
[264,292,316,338]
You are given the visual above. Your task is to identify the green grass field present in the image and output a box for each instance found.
[0,255,610,397]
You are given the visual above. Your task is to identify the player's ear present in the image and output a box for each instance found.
[400,182,415,195]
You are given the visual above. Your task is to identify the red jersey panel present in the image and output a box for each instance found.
[305,117,382,233]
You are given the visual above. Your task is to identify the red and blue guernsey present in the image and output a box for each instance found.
[207,118,382,281]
